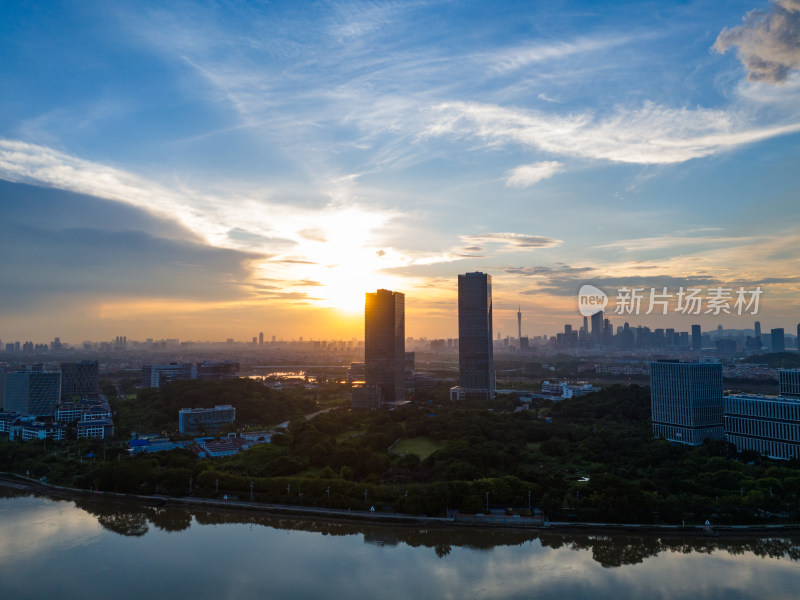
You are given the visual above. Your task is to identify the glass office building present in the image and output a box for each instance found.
[650,361,723,445]
[457,272,494,400]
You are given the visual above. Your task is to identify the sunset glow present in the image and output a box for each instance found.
[1,1,799,342]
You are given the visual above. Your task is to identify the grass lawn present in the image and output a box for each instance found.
[392,436,444,460]
[335,429,365,443]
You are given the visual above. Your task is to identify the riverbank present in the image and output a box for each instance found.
[4,472,800,538]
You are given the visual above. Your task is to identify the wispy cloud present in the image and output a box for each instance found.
[460,232,563,250]
[488,35,636,73]
[0,138,426,310]
[115,3,800,183]
[596,232,761,252]
[505,161,563,187]
[425,100,800,165]
[502,264,595,277]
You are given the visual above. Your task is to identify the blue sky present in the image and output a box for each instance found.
[1,0,799,342]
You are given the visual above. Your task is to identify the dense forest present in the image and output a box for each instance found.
[4,381,800,524]
[112,378,318,436]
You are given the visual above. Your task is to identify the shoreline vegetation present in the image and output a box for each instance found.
[5,380,800,528]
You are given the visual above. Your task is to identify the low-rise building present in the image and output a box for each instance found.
[141,363,197,388]
[77,418,114,440]
[128,437,190,455]
[780,369,800,398]
[13,421,66,441]
[197,361,239,381]
[0,412,20,434]
[541,380,597,399]
[55,397,112,424]
[178,405,236,435]
[725,394,800,460]
[194,437,243,458]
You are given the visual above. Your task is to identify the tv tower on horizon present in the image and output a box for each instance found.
[517,305,522,342]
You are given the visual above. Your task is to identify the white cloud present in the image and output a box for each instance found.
[461,232,563,250]
[114,4,800,181]
[425,100,800,165]
[505,161,563,187]
[488,36,635,73]
[714,0,800,83]
[0,138,518,311]
[595,232,760,252]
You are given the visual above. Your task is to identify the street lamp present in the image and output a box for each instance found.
[485,492,489,512]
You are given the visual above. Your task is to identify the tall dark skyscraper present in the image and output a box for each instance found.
[772,328,786,352]
[457,272,494,400]
[691,324,702,351]
[362,289,405,408]
[590,310,604,346]
[752,320,763,350]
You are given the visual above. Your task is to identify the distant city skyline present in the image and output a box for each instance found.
[1,315,799,348]
[1,1,799,341]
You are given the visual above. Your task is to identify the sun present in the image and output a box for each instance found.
[313,268,408,315]
[250,202,413,317]
[317,279,368,314]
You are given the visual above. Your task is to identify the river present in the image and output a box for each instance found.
[2,484,800,599]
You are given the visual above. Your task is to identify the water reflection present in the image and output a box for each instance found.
[9,485,800,568]
[74,499,193,536]
[3,485,800,599]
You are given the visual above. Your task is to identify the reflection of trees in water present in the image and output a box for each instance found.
[363,531,400,547]
[539,534,800,568]
[539,535,666,568]
[149,507,193,532]
[190,510,800,565]
[31,488,800,566]
[96,512,149,537]
[73,498,193,537]
[0,486,33,500]
[435,543,452,558]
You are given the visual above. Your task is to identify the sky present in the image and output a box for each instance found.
[1,0,799,343]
